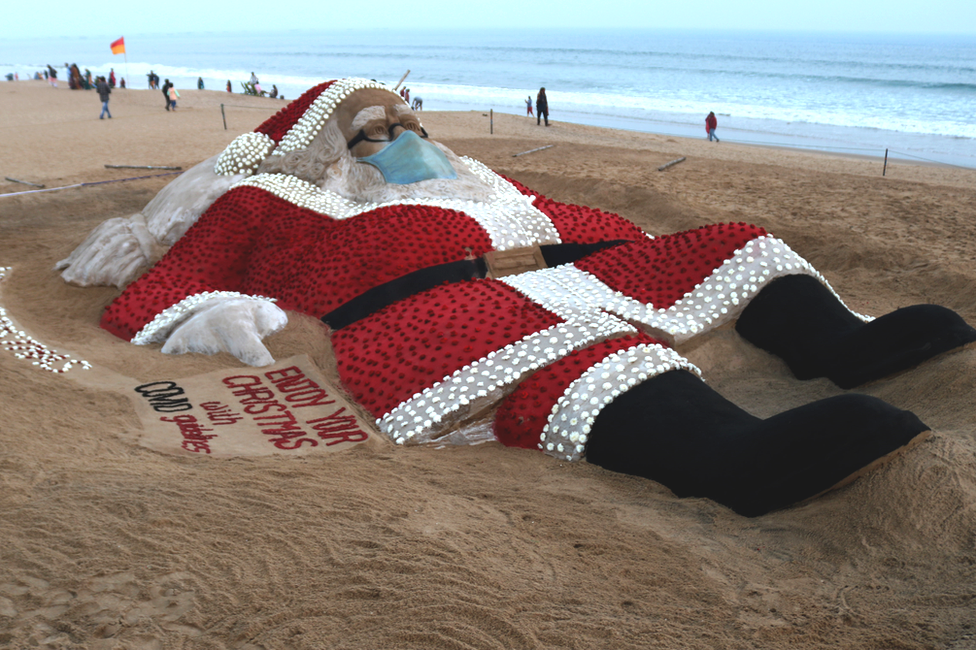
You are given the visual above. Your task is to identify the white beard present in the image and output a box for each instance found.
[318,144,495,204]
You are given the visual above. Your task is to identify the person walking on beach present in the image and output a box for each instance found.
[96,76,111,119]
[226,80,232,93]
[109,69,116,88]
[536,87,549,126]
[47,65,58,88]
[706,111,720,142]
[162,79,172,110]
[167,85,180,110]
[198,77,205,90]
[526,95,534,117]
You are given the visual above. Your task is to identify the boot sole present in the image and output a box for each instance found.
[798,428,933,506]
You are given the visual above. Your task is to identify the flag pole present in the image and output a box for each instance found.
[124,51,129,89]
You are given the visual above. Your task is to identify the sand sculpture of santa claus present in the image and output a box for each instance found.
[57,78,976,517]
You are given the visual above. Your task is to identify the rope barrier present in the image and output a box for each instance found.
[1,171,183,198]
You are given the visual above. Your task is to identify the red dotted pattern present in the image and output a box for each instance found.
[498,173,645,244]
[101,187,494,339]
[493,333,664,449]
[332,279,562,417]
[254,81,335,143]
[575,222,768,309]
[299,205,494,313]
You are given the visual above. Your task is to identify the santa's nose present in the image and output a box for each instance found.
[383,106,408,139]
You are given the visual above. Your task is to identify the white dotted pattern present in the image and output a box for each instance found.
[214,132,276,176]
[378,311,638,446]
[502,235,872,345]
[273,78,399,155]
[540,343,701,461]
[0,267,91,373]
[234,165,562,251]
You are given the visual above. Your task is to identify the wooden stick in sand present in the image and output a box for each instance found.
[512,145,555,158]
[5,177,45,188]
[658,157,686,172]
[105,165,183,170]
[394,70,410,91]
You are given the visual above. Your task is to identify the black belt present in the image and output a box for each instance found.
[322,240,627,330]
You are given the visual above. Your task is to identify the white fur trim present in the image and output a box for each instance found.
[540,343,701,462]
[234,164,562,251]
[272,78,400,155]
[377,312,638,446]
[501,236,872,345]
[131,291,277,345]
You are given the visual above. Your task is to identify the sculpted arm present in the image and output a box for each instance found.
[55,155,247,288]
[100,189,287,367]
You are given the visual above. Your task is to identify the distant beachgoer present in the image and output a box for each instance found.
[96,76,112,119]
[84,69,93,89]
[109,69,116,88]
[706,111,720,142]
[526,96,533,117]
[404,88,410,104]
[226,80,232,93]
[47,65,58,88]
[120,78,126,89]
[250,72,259,86]
[162,79,173,110]
[147,71,154,89]
[536,87,549,126]
[411,96,423,110]
[70,64,83,90]
[198,77,205,90]
[270,84,278,99]
[168,85,179,110]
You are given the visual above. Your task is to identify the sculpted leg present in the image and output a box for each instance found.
[735,274,976,388]
[585,370,929,517]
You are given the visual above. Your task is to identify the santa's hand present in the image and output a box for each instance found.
[55,213,163,288]
[160,298,288,367]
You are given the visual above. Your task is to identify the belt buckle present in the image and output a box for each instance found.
[484,246,548,279]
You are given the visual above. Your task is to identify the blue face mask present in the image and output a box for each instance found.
[357,130,458,185]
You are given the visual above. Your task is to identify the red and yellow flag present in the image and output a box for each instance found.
[110,37,125,55]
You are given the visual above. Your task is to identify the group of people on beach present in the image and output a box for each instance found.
[44,63,124,91]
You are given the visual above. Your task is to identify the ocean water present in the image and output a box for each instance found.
[3,29,975,168]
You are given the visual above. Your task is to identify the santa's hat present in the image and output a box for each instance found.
[215,78,404,176]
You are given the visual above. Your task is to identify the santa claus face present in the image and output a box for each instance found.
[335,88,427,158]
[257,84,492,203]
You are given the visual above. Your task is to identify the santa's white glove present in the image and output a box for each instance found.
[160,298,288,367]
[55,213,163,288]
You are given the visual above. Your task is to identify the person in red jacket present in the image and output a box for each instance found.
[706,111,720,142]
[58,78,976,516]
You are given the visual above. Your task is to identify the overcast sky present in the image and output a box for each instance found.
[4,0,975,39]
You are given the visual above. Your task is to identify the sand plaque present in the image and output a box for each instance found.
[127,355,376,457]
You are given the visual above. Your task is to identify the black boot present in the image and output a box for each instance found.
[585,370,928,517]
[735,275,976,389]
